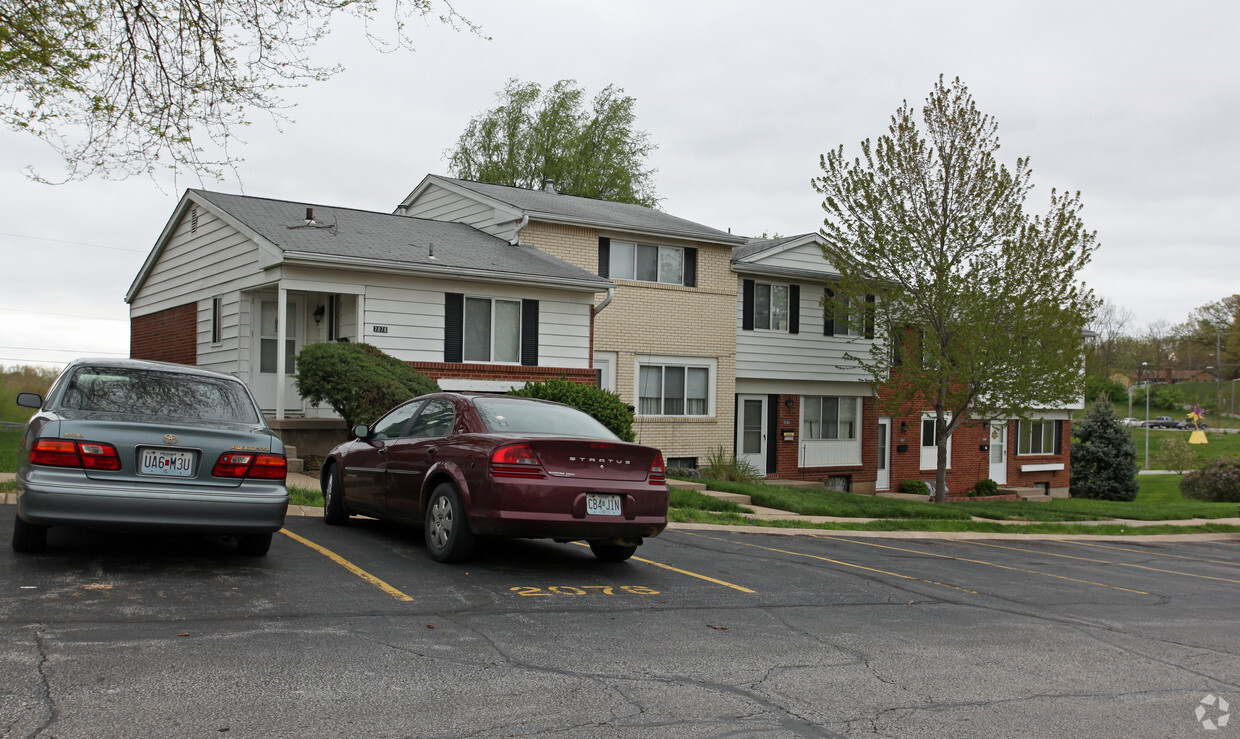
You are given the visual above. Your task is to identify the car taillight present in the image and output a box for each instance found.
[212,452,287,480]
[29,439,122,471]
[648,451,666,485]
[490,443,545,479]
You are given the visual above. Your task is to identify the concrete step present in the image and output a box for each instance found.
[704,490,753,506]
[668,480,707,492]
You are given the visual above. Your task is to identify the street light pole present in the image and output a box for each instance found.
[1143,361,1150,469]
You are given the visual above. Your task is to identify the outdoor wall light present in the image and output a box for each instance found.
[784,397,794,409]
[900,421,908,433]
[313,305,326,324]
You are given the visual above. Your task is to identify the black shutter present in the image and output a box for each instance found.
[444,293,463,363]
[1054,420,1063,455]
[766,394,779,475]
[521,299,539,366]
[823,287,835,336]
[598,237,610,277]
[789,285,800,334]
[683,247,697,287]
[892,328,904,366]
[742,279,755,331]
[864,294,875,339]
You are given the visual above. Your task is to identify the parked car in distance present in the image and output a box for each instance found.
[12,358,289,555]
[1118,417,1144,428]
[1177,419,1209,430]
[1144,416,1179,429]
[321,393,669,563]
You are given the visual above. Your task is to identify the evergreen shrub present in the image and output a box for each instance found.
[1070,397,1139,501]
[295,342,439,430]
[509,378,635,442]
[900,479,931,496]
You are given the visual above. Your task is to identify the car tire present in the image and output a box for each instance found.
[323,464,349,526]
[12,514,47,554]
[424,482,474,563]
[237,532,273,556]
[588,541,638,562]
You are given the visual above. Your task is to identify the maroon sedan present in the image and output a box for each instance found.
[321,393,668,562]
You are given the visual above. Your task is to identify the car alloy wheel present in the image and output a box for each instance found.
[424,482,474,563]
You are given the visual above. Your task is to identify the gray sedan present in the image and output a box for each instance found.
[12,358,288,555]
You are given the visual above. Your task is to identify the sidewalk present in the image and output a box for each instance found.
[3,471,1239,539]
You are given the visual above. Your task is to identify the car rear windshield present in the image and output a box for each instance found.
[472,397,619,440]
[61,367,260,423]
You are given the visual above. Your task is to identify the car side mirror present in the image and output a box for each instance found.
[352,424,371,439]
[16,392,42,409]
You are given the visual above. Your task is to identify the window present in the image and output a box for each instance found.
[371,401,423,440]
[408,400,455,438]
[824,289,874,338]
[1018,420,1061,455]
[210,297,222,344]
[755,282,789,331]
[464,297,521,363]
[637,364,709,416]
[327,295,344,341]
[609,241,685,285]
[802,396,857,440]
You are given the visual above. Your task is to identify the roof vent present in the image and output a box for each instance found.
[305,207,315,226]
[543,180,557,194]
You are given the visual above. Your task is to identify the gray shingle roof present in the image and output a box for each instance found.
[429,177,747,246]
[191,190,610,287]
[733,233,820,261]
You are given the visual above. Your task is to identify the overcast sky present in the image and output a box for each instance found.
[2,0,1236,369]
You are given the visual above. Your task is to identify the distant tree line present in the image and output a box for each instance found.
[1,365,59,424]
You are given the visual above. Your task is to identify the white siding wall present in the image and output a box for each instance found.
[354,275,593,368]
[756,242,840,274]
[196,291,242,374]
[402,184,519,242]
[736,276,876,383]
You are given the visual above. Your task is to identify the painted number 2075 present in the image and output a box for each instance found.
[510,586,660,596]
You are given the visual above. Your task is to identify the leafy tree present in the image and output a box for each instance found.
[1083,375,1126,404]
[813,76,1098,503]
[1,365,60,423]
[295,342,439,430]
[447,78,659,207]
[508,377,635,442]
[1,0,479,182]
[1070,397,1139,501]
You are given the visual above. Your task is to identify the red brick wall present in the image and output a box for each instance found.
[766,395,879,487]
[130,303,196,365]
[409,362,598,387]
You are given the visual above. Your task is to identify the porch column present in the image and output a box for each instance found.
[276,285,288,420]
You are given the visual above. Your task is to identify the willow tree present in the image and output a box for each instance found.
[812,76,1098,502]
[447,78,659,207]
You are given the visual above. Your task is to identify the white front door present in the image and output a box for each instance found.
[252,294,306,413]
[876,417,891,490]
[737,395,767,475]
[989,421,1008,484]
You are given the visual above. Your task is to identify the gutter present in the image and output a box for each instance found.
[508,215,530,245]
[281,251,610,293]
[594,287,615,315]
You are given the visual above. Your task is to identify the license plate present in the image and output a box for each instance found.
[140,448,195,477]
[586,493,623,516]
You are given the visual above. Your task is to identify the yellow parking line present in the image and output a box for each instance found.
[570,541,755,593]
[279,529,414,602]
[961,539,1240,585]
[678,532,979,594]
[814,535,1151,595]
[1052,539,1240,567]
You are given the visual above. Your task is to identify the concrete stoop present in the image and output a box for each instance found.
[1001,486,1052,503]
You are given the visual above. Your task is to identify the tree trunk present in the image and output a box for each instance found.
[935,418,949,504]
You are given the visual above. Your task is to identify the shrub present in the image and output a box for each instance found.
[1153,385,1184,410]
[970,478,1000,497]
[1070,397,1139,501]
[1180,458,1240,502]
[900,479,931,496]
[295,342,440,429]
[1083,375,1126,404]
[509,378,634,442]
[1152,437,1199,474]
[701,446,760,483]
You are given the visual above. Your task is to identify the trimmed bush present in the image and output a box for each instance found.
[509,378,635,442]
[1070,397,1139,501]
[1152,437,1199,475]
[970,478,1000,497]
[295,342,439,430]
[900,479,931,496]
[1180,458,1240,502]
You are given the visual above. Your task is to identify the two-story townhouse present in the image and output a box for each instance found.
[395,176,749,469]
[126,189,610,455]
[732,235,882,491]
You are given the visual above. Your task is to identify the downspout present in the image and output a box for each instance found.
[594,286,615,315]
[508,215,529,245]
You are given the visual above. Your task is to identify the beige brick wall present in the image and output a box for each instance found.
[523,221,737,463]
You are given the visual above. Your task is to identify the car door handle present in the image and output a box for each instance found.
[377,447,389,456]
[426,447,437,456]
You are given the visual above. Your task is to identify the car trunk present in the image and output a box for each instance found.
[56,417,277,489]
[527,439,656,482]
